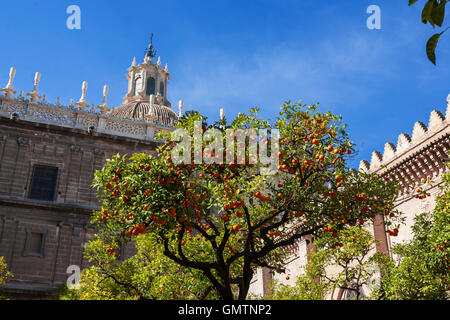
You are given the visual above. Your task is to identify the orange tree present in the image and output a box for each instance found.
[0,256,13,300]
[61,232,218,300]
[92,101,400,300]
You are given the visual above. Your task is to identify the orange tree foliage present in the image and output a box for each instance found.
[92,101,400,300]
[0,256,13,300]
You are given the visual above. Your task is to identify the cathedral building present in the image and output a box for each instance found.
[0,42,180,299]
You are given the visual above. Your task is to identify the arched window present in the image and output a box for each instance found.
[159,81,164,96]
[134,77,142,96]
[146,77,156,96]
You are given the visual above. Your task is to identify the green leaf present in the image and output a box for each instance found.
[426,29,448,65]
[422,0,438,26]
[431,0,447,27]
[409,0,420,5]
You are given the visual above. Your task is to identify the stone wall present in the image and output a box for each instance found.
[360,105,449,255]
[0,113,157,299]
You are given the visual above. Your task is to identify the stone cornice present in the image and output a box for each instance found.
[0,195,98,215]
[0,95,175,142]
[0,116,160,149]
[360,104,450,176]
[374,123,449,176]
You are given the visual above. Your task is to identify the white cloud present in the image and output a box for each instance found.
[169,31,402,119]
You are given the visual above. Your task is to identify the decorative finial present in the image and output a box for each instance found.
[26,72,42,102]
[98,85,109,114]
[178,100,184,117]
[131,56,136,67]
[76,81,89,111]
[103,85,108,102]
[1,67,17,97]
[41,94,47,104]
[144,33,157,63]
[56,97,61,106]
[157,56,161,66]
[165,63,168,72]
[18,90,24,100]
[69,99,74,107]
[6,67,15,89]
[219,108,225,129]
[34,72,40,87]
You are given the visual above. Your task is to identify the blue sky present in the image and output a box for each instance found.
[0,0,449,168]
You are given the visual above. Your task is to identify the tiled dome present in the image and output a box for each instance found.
[109,101,178,127]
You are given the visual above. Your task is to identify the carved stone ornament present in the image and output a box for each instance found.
[93,148,105,156]
[16,137,29,146]
[70,145,82,153]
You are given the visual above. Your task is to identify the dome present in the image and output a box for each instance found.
[109,101,178,127]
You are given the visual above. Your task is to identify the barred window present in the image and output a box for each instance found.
[146,77,155,96]
[159,81,164,96]
[29,166,58,201]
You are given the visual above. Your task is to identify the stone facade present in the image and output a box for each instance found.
[361,98,450,258]
[0,45,180,299]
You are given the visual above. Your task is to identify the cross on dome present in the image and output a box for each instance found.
[144,33,157,63]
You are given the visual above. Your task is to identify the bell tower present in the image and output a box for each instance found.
[123,34,171,108]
